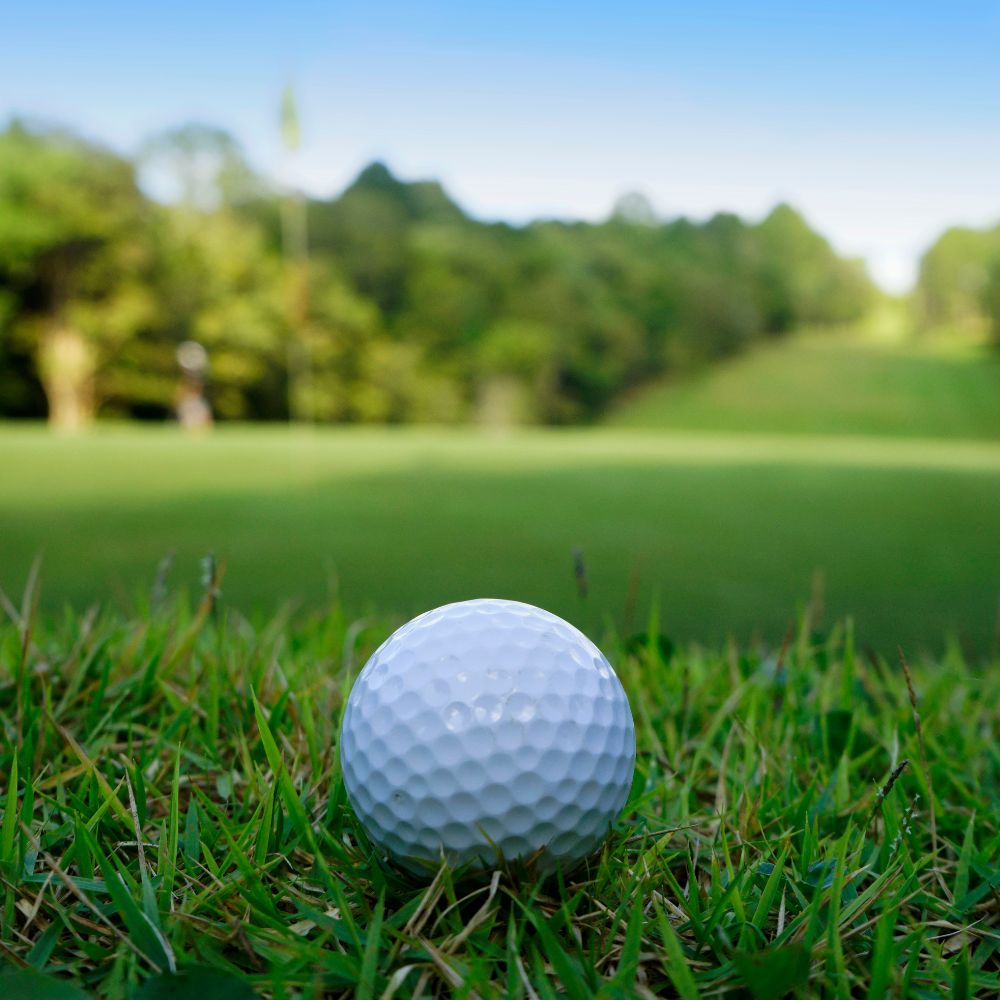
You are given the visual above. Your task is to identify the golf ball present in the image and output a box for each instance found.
[340,599,636,871]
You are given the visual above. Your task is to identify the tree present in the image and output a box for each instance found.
[476,319,561,425]
[755,203,872,331]
[138,124,261,210]
[134,125,289,420]
[0,122,155,428]
[144,205,286,420]
[983,259,1000,348]
[915,225,1000,332]
[610,191,657,226]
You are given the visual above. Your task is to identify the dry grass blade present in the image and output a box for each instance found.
[419,938,472,994]
[439,870,502,952]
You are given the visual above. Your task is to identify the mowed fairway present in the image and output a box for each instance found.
[611,327,1000,438]
[3,424,1000,652]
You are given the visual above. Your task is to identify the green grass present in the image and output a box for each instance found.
[4,425,1000,652]
[0,592,997,998]
[610,330,1000,439]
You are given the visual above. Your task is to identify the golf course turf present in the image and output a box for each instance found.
[0,597,996,996]
[3,425,1000,653]
[610,329,1000,440]
[2,331,999,994]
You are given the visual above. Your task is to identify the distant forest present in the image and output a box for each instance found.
[0,120,890,426]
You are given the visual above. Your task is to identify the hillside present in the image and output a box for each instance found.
[610,325,1000,439]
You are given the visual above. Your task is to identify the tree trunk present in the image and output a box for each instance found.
[39,326,95,430]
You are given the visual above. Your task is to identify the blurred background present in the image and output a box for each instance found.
[2,2,999,651]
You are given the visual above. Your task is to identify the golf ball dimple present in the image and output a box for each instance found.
[339,598,636,871]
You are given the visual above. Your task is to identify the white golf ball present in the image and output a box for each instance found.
[340,599,636,871]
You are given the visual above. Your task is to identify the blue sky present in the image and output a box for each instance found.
[3,1,998,290]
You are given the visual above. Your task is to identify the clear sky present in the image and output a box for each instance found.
[3,1,998,291]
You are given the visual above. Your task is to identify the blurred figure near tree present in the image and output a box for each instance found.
[175,340,212,431]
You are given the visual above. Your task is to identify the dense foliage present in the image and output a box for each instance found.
[915,222,1000,343]
[0,592,996,997]
[0,121,875,425]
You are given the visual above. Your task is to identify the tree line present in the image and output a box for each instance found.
[915,222,1000,343]
[0,120,876,428]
